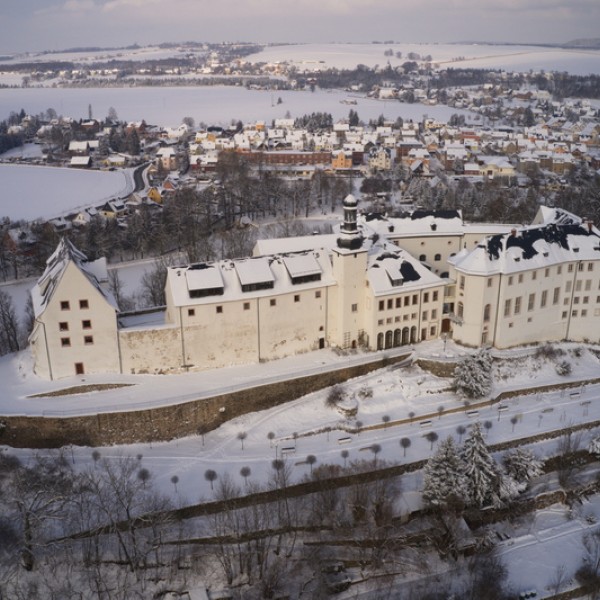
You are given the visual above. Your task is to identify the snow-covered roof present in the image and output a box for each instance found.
[361,209,465,238]
[450,221,600,276]
[167,249,335,307]
[30,238,117,318]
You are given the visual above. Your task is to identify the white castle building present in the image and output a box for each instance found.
[28,197,600,380]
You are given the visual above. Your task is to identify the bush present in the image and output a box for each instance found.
[555,360,572,376]
[535,343,565,360]
[325,384,345,408]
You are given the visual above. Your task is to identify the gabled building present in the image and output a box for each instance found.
[29,239,120,379]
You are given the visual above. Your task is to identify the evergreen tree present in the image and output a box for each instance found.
[502,448,543,486]
[454,349,493,399]
[460,422,501,508]
[422,436,465,509]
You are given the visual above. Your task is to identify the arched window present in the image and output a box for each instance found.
[434,253,441,261]
[402,327,410,345]
[377,332,384,350]
[419,254,427,262]
[385,330,393,349]
[457,302,464,318]
[394,329,401,347]
[410,326,417,343]
[483,304,491,322]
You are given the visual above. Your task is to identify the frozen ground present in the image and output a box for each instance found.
[0,85,471,129]
[0,163,135,221]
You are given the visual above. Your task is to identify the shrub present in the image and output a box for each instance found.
[454,349,493,398]
[325,384,345,408]
[555,360,572,376]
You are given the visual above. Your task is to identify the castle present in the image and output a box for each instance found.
[29,197,600,380]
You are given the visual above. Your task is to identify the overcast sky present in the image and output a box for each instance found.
[1,0,599,55]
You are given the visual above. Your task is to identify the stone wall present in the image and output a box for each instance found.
[0,353,409,449]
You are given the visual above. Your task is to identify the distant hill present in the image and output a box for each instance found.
[562,38,600,49]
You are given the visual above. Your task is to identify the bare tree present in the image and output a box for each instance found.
[240,466,251,486]
[205,469,218,491]
[400,437,411,457]
[341,449,349,468]
[456,424,467,443]
[306,455,317,475]
[0,289,20,354]
[425,431,439,451]
[237,431,247,451]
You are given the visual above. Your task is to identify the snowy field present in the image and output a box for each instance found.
[0,164,135,221]
[0,45,208,66]
[249,42,600,76]
[0,85,471,129]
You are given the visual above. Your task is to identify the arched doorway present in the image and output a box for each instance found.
[402,327,410,345]
[410,326,417,343]
[385,330,393,349]
[393,329,401,347]
[377,332,384,350]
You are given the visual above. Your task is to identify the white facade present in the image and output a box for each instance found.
[28,203,600,380]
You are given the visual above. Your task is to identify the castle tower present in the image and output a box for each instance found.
[328,195,368,349]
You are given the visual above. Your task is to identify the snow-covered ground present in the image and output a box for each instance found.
[249,43,600,76]
[0,164,135,221]
[3,338,600,596]
[0,85,471,129]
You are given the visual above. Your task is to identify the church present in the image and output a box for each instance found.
[28,197,600,380]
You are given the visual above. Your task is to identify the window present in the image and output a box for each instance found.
[60,301,70,311]
[423,292,429,303]
[387,299,393,310]
[504,299,511,317]
[430,326,436,336]
[584,296,589,304]
[514,297,521,314]
[576,280,582,292]
[574,297,580,305]
[566,281,572,293]
[457,302,464,318]
[188,308,195,317]
[351,303,358,312]
[404,297,410,307]
[433,291,438,301]
[422,311,428,321]
[553,287,560,304]
[487,279,493,288]
[270,299,276,307]
[459,276,465,290]
[557,266,562,275]
[572,310,578,317]
[79,299,89,309]
[588,263,594,272]
[528,294,535,311]
[518,274,523,284]
[483,304,491,322]
[545,268,550,277]
[432,309,437,319]
[395,298,401,308]
[315,290,321,299]
[434,254,441,261]
[579,263,584,272]
[541,290,547,308]
[243,302,250,310]
[294,295,300,303]
[395,316,401,323]
[508,276,513,286]
[562,311,568,319]
[532,271,537,281]
[379,300,384,311]
[82,320,91,329]
[216,306,223,314]
[419,254,427,262]
[582,310,588,317]
[412,295,418,305]
[84,335,94,345]
[61,337,71,347]
[386,317,392,324]
[75,363,84,375]
[585,280,592,291]
[59,322,69,331]
[568,264,574,273]
[378,319,384,326]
